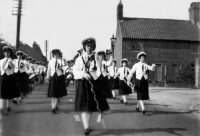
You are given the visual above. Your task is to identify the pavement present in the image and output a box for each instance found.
[149,87,200,117]
[0,83,199,136]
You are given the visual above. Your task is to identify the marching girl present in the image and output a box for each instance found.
[47,49,67,114]
[107,60,119,99]
[114,58,132,105]
[26,57,33,75]
[127,52,156,114]
[96,51,113,99]
[13,51,30,103]
[35,61,42,83]
[40,62,46,84]
[64,62,70,87]
[64,64,73,87]
[22,54,30,96]
[73,37,109,135]
[26,57,35,93]
[0,46,20,113]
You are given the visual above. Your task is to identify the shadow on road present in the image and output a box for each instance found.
[106,109,197,115]
[93,127,187,136]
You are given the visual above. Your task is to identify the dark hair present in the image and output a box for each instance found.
[82,38,96,51]
[51,49,62,57]
[98,51,106,60]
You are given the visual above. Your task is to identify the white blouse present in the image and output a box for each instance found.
[107,66,118,77]
[114,67,130,80]
[26,63,35,74]
[47,58,66,78]
[13,59,27,73]
[0,58,15,75]
[130,62,155,80]
[96,60,112,77]
[73,52,96,80]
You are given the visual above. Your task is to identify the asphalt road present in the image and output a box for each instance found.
[0,83,199,136]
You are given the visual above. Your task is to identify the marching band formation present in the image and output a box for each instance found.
[0,37,156,136]
[0,46,46,113]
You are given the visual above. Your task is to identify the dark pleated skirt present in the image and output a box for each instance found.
[41,72,45,84]
[109,77,119,90]
[74,78,109,112]
[135,76,149,100]
[98,75,112,99]
[119,79,132,95]
[0,73,20,99]
[48,73,67,98]
[16,72,30,95]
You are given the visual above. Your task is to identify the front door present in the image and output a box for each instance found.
[154,64,162,82]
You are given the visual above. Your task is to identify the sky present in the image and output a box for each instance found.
[0,0,199,60]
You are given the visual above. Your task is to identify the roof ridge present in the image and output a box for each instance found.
[118,17,199,41]
[123,17,190,22]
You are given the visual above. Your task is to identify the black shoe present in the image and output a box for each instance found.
[12,100,18,104]
[120,99,124,104]
[7,107,11,112]
[136,107,139,112]
[142,110,146,114]
[125,102,128,106]
[19,99,23,103]
[113,97,116,100]
[55,106,59,111]
[52,108,57,114]
[84,128,91,135]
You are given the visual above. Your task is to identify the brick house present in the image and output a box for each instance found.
[113,1,200,83]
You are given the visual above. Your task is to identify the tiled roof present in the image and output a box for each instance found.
[119,18,200,41]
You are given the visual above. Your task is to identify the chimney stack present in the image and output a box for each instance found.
[189,2,200,25]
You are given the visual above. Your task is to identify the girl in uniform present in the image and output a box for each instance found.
[13,51,29,103]
[0,46,19,113]
[114,58,132,105]
[47,49,67,114]
[107,60,119,99]
[26,57,35,93]
[73,37,109,135]
[127,52,156,114]
[22,54,30,96]
[96,51,113,99]
[40,62,46,84]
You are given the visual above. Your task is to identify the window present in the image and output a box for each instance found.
[172,63,181,69]
[132,42,144,52]
[191,63,195,70]
[191,45,198,53]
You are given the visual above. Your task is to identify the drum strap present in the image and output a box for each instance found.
[55,60,57,70]
[81,55,96,72]
[18,59,21,69]
[4,59,9,72]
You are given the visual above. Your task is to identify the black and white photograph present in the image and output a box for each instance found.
[0,0,200,136]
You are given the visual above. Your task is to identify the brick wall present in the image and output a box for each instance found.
[122,39,199,82]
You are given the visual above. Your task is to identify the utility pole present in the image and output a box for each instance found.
[12,0,23,49]
[44,40,49,60]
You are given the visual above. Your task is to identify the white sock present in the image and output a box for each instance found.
[55,98,58,108]
[139,100,145,111]
[51,98,55,109]
[81,112,89,129]
[122,95,127,103]
[137,101,140,108]
[112,90,116,97]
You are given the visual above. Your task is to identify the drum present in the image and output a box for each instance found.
[29,73,38,85]
[29,73,36,80]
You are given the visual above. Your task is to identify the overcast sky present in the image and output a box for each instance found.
[0,0,199,60]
